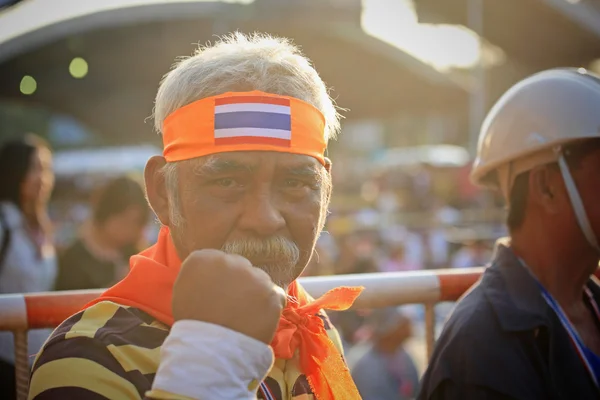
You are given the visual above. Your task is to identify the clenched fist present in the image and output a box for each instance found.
[172,249,287,344]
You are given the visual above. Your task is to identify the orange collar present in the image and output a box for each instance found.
[85,227,363,399]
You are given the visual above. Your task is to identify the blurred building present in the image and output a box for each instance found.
[3,1,599,149]
[415,0,600,132]
[1,0,597,238]
[0,0,469,147]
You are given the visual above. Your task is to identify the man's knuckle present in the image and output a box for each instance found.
[250,266,271,281]
[226,253,252,267]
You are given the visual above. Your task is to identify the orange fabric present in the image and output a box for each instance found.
[162,91,327,165]
[85,227,363,399]
[273,283,364,399]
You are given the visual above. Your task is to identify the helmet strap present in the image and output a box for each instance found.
[555,146,600,253]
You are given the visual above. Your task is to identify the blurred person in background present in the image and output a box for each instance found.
[420,225,450,270]
[349,307,420,400]
[420,69,600,399]
[412,164,433,212]
[380,241,421,272]
[0,135,56,399]
[334,231,380,275]
[327,233,379,352]
[56,176,149,290]
[450,239,491,269]
[301,235,336,277]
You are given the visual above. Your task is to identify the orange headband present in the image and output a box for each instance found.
[162,90,327,165]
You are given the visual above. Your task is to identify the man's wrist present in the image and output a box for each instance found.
[151,320,273,399]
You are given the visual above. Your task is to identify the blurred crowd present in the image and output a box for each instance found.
[0,134,505,399]
[0,135,154,396]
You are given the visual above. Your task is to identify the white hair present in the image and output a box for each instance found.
[153,32,340,140]
[159,156,221,227]
[154,32,339,226]
[160,162,182,227]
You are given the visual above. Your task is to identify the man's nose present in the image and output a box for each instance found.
[238,189,286,237]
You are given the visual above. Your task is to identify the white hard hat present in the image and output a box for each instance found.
[471,68,600,251]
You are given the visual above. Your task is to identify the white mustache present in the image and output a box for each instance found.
[221,237,300,266]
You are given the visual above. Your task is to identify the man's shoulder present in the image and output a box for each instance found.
[444,283,496,333]
[30,301,169,399]
[43,301,169,351]
[425,284,515,382]
[434,281,518,359]
[420,283,544,399]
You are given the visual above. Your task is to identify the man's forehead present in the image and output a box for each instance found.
[187,151,322,175]
[204,152,319,168]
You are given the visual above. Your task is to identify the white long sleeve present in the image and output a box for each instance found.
[150,320,274,400]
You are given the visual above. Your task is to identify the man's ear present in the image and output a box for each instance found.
[528,165,562,215]
[324,157,332,173]
[322,157,333,204]
[144,156,171,226]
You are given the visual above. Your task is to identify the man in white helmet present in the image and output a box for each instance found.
[418,68,600,399]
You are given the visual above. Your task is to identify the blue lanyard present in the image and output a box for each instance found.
[520,259,600,389]
[538,283,600,389]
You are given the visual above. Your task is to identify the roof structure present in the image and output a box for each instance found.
[0,0,470,144]
[414,0,600,102]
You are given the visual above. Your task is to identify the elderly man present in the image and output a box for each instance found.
[28,33,362,400]
[419,68,600,399]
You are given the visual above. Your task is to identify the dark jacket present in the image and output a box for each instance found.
[418,242,600,400]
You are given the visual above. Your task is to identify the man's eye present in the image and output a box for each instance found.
[284,179,306,189]
[214,178,239,188]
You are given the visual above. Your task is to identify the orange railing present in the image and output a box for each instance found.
[0,268,486,400]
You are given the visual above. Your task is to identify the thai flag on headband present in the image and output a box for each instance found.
[214,95,292,147]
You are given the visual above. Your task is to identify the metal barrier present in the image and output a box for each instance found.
[0,268,485,400]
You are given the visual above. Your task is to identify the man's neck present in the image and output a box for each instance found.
[511,231,598,313]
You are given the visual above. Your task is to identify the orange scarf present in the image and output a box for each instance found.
[85,227,363,399]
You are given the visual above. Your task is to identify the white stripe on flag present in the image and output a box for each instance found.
[215,103,290,115]
[214,127,291,140]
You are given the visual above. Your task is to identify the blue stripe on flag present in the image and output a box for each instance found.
[215,111,291,131]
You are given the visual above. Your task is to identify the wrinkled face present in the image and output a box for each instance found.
[533,143,600,257]
[146,151,331,287]
[519,138,600,259]
[21,147,54,206]
[570,146,600,247]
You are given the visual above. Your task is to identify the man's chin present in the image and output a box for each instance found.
[255,264,297,290]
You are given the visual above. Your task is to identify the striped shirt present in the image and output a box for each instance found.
[28,301,344,400]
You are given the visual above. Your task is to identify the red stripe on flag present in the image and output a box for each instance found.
[215,136,292,147]
[215,96,290,107]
